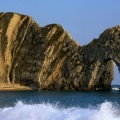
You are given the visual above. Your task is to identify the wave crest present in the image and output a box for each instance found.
[0,101,119,120]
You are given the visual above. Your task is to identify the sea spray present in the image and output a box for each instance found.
[0,101,119,120]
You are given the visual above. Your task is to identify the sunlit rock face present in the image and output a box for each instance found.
[0,12,120,91]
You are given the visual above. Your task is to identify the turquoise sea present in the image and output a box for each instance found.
[0,85,120,120]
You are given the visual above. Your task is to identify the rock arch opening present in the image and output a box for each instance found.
[112,63,120,86]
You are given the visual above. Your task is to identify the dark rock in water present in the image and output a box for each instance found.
[0,12,120,91]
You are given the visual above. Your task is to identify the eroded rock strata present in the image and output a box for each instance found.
[0,12,120,91]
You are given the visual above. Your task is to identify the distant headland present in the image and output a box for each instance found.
[0,12,120,91]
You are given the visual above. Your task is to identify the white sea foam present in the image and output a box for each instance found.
[112,87,120,91]
[0,101,119,120]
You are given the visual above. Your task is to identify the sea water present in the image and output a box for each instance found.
[0,86,120,120]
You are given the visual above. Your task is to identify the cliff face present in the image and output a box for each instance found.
[0,12,119,90]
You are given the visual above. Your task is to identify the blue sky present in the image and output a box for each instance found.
[0,0,120,84]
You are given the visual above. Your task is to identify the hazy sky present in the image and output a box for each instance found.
[0,0,120,84]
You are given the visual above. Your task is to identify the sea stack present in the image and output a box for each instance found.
[0,12,120,91]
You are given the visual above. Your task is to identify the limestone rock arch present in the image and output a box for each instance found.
[0,12,120,90]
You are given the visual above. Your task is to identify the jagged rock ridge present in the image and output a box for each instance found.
[0,12,120,90]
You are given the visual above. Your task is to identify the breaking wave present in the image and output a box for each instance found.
[112,87,120,91]
[0,101,120,120]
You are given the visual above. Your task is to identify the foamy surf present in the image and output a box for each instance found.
[0,101,119,120]
[112,87,120,91]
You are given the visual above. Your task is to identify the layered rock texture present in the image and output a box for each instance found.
[0,12,120,91]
